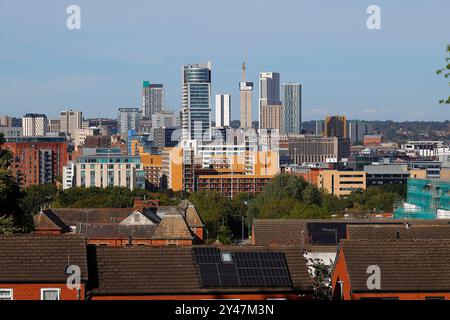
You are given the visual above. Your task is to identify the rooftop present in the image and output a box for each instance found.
[339,239,450,292]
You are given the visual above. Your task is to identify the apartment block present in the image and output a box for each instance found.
[22,114,48,136]
[75,148,145,190]
[3,136,68,187]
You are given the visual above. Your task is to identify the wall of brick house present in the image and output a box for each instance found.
[33,229,64,235]
[0,283,85,300]
[91,293,307,300]
[86,239,193,246]
[191,227,204,243]
[331,249,352,300]
[331,250,450,300]
[351,292,450,300]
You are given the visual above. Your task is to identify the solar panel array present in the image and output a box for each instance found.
[193,247,292,288]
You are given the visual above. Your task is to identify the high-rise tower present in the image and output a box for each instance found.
[240,61,253,129]
[282,83,302,134]
[142,82,164,120]
[259,72,281,129]
[181,62,212,141]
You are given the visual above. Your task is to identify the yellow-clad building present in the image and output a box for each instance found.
[318,170,366,197]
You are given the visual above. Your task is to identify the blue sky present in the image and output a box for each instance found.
[0,0,449,121]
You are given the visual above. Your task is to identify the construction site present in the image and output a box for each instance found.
[394,178,450,219]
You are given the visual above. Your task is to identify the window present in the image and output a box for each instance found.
[41,288,61,300]
[220,252,233,263]
[0,289,13,300]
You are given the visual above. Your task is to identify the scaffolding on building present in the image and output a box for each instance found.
[394,178,450,219]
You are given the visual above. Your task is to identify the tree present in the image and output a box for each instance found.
[0,133,27,229]
[19,184,58,216]
[308,257,332,300]
[436,44,450,104]
[0,216,19,234]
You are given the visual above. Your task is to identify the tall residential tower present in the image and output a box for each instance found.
[259,72,281,129]
[142,82,164,120]
[181,62,212,141]
[282,83,302,134]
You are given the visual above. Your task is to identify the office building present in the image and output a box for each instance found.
[401,141,444,157]
[215,94,231,128]
[0,127,22,138]
[260,104,284,130]
[282,83,302,134]
[318,170,366,197]
[324,115,347,138]
[48,119,61,133]
[22,114,48,136]
[181,62,212,141]
[0,115,12,127]
[74,127,101,150]
[288,135,350,164]
[60,110,82,138]
[240,62,253,129]
[118,107,141,135]
[347,120,373,144]
[259,72,281,129]
[364,164,410,186]
[142,82,164,120]
[151,111,180,129]
[75,148,145,190]
[153,127,180,148]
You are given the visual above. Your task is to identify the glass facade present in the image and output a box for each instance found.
[282,83,302,134]
[182,62,212,141]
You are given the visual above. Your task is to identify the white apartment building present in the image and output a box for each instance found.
[22,114,48,136]
[62,162,75,190]
[215,94,231,128]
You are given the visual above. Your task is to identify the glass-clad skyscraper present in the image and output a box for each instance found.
[282,83,302,134]
[182,62,212,141]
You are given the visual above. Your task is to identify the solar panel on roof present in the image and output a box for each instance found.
[194,248,292,289]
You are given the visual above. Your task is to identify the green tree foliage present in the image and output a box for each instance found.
[19,184,58,216]
[188,191,232,243]
[0,133,27,229]
[0,216,19,234]
[308,257,332,300]
[52,187,180,208]
[347,185,405,212]
[436,44,450,104]
[248,174,336,220]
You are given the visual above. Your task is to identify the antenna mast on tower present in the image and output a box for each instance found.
[242,44,247,82]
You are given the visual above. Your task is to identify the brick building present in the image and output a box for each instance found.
[33,200,205,245]
[3,136,68,187]
[0,234,88,300]
[332,239,450,300]
[88,245,313,300]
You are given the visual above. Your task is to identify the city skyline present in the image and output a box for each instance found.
[0,1,449,121]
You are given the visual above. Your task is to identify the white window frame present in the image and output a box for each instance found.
[0,288,13,300]
[40,288,61,300]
